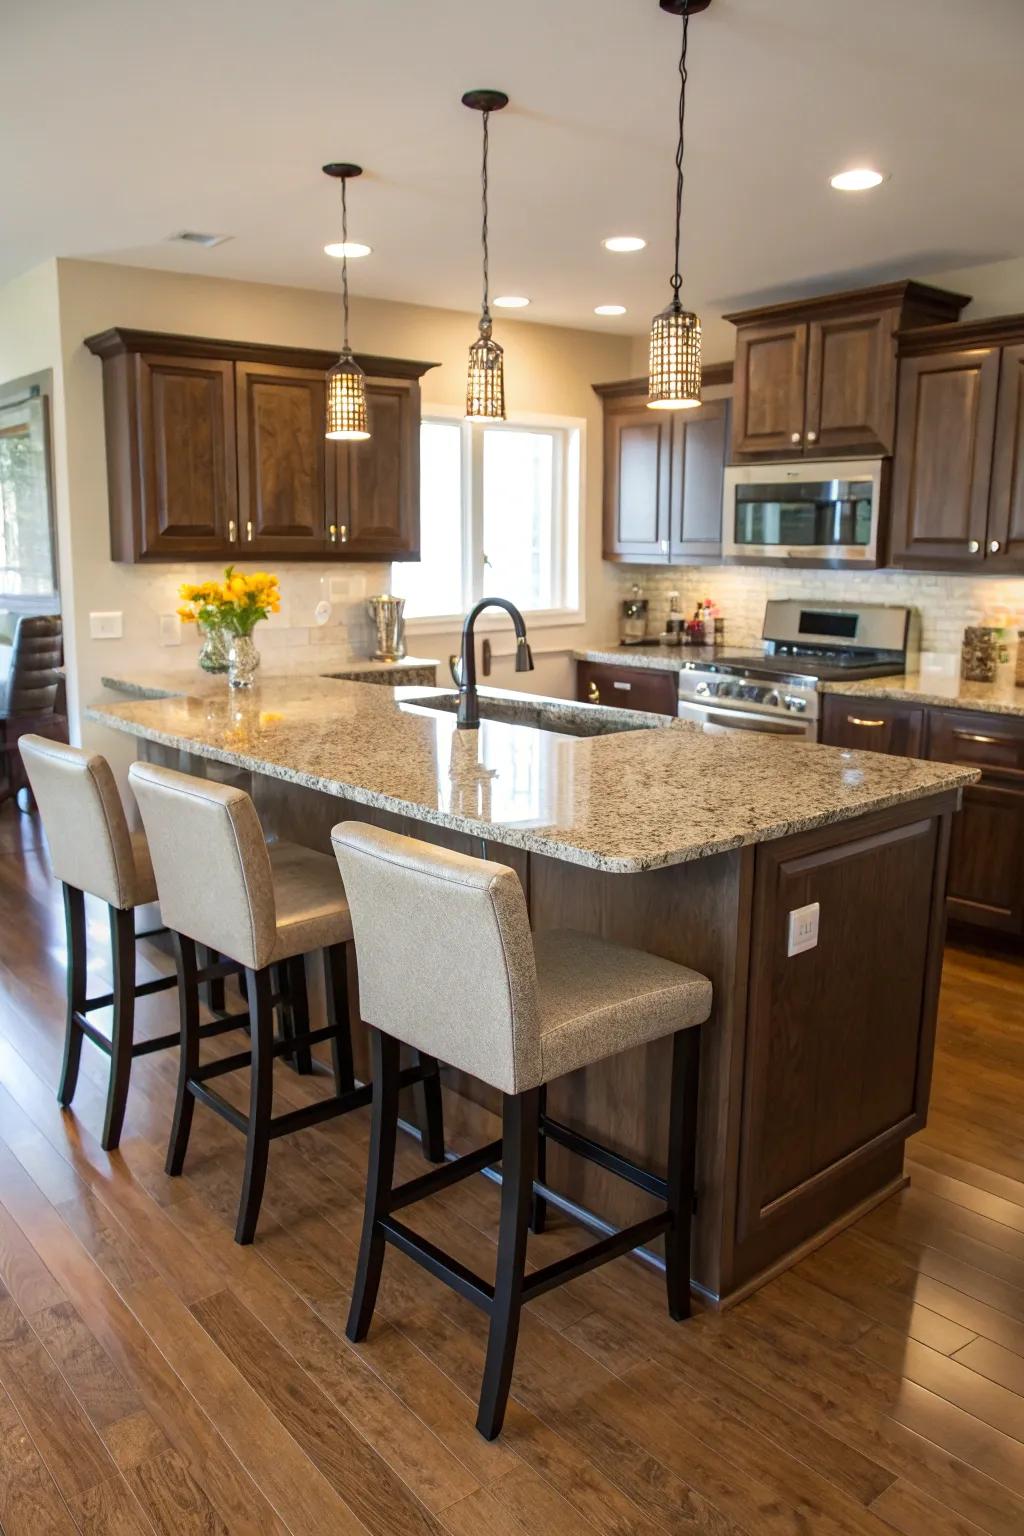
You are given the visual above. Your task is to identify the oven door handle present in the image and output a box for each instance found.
[679,701,810,735]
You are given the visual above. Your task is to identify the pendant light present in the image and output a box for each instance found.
[647,0,710,411]
[462,89,508,420]
[323,162,371,440]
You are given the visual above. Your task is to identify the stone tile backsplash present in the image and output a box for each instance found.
[613,564,1024,654]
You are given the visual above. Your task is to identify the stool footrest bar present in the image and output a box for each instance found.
[269,1087,372,1139]
[542,1115,669,1201]
[380,1216,495,1312]
[188,1082,249,1133]
[521,1211,671,1302]
[389,1140,503,1213]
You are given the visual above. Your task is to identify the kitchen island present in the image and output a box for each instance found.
[88,672,975,1304]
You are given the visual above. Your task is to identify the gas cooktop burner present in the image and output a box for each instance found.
[684,652,904,683]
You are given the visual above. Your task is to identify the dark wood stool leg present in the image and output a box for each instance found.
[200,945,226,1014]
[413,1053,446,1164]
[324,943,355,1095]
[346,1027,401,1342]
[58,884,86,1110]
[102,906,137,1151]
[166,935,201,1175]
[530,1084,548,1234]
[665,1025,700,1322]
[236,966,275,1245]
[284,956,313,1075]
[477,1087,539,1440]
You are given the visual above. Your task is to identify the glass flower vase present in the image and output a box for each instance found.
[227,634,260,690]
[197,621,230,674]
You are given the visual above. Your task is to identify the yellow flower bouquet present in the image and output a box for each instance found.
[178,567,282,688]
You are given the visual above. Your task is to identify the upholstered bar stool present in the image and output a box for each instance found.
[129,763,445,1244]
[331,822,711,1440]
[19,735,240,1151]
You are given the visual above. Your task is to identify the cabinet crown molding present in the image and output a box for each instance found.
[896,312,1024,355]
[722,279,970,329]
[592,361,733,400]
[84,326,439,380]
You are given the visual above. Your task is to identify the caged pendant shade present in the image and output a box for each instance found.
[648,0,709,411]
[323,163,371,440]
[462,89,508,420]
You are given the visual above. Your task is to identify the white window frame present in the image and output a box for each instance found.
[398,405,586,634]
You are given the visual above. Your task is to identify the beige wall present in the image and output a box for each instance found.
[50,258,634,768]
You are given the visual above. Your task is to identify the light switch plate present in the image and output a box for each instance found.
[159,613,182,646]
[89,611,123,640]
[787,901,820,956]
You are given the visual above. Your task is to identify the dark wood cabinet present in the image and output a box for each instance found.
[724,282,968,463]
[946,784,1024,933]
[593,378,731,564]
[820,695,926,757]
[336,379,420,559]
[86,329,437,563]
[236,362,331,556]
[575,660,678,717]
[988,341,1024,567]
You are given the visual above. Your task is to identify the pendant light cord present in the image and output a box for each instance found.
[480,109,491,330]
[340,177,351,352]
[671,0,690,303]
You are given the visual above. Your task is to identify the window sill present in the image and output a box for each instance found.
[404,607,586,636]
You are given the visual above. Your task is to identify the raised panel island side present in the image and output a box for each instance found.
[86,673,976,1305]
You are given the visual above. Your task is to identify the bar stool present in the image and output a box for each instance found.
[18,735,237,1151]
[331,822,711,1440]
[129,763,445,1244]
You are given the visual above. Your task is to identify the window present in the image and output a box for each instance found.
[391,414,582,624]
[0,392,57,605]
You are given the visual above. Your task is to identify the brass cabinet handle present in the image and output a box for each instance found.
[790,432,802,444]
[990,540,1002,554]
[806,429,818,442]
[329,524,337,543]
[245,520,253,542]
[847,716,885,728]
[587,681,601,704]
[953,730,1001,746]
[968,539,980,553]
[339,524,348,544]
[228,519,237,543]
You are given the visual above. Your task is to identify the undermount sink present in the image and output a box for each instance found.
[401,691,667,738]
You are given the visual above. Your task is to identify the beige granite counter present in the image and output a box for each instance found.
[822,670,1024,718]
[573,643,736,672]
[100,656,439,700]
[85,671,974,874]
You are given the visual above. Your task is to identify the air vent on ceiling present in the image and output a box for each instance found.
[166,230,232,248]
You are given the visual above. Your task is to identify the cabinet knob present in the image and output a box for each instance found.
[806,430,818,443]
[329,524,337,544]
[790,432,802,444]
[245,520,253,542]
[661,539,669,553]
[228,519,237,544]
[968,539,980,553]
[339,524,348,544]
[990,539,1001,554]
[587,681,601,704]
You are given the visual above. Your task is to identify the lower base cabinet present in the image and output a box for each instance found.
[821,693,1024,937]
[575,660,679,716]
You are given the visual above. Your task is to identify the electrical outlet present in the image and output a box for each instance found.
[89,611,123,640]
[787,901,820,957]
[159,613,182,646]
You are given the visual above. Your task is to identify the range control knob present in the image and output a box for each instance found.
[695,681,710,697]
[718,679,740,699]
[764,690,780,709]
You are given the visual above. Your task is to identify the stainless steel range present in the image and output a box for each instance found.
[677,598,917,740]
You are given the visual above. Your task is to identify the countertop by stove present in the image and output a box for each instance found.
[573,643,741,672]
[85,671,975,874]
[822,669,1024,718]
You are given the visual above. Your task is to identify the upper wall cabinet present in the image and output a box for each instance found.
[593,373,731,565]
[889,316,1024,571]
[725,282,969,462]
[85,329,437,563]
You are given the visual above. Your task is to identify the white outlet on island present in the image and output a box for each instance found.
[787,902,820,956]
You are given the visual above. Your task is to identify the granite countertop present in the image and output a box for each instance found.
[99,656,440,701]
[86,671,975,873]
[822,669,1024,718]
[573,643,737,672]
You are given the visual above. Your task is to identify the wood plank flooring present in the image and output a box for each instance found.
[0,806,1022,1535]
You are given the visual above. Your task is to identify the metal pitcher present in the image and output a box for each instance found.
[366,594,406,661]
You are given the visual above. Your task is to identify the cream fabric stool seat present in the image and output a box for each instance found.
[129,763,444,1244]
[18,735,239,1151]
[331,821,711,1440]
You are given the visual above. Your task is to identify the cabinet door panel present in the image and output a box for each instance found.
[805,310,897,455]
[987,342,1024,568]
[820,695,925,757]
[928,707,1024,781]
[336,380,419,559]
[236,363,329,555]
[603,404,670,560]
[670,400,728,561]
[137,355,236,557]
[576,661,677,716]
[889,347,1000,566]
[946,784,1024,933]
[731,323,807,458]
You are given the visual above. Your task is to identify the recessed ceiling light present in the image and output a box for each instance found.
[166,230,232,248]
[829,167,886,192]
[603,235,646,253]
[493,295,530,309]
[324,241,372,258]
[594,304,627,316]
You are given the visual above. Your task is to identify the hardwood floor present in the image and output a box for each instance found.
[0,804,1023,1535]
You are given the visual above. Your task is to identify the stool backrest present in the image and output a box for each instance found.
[331,821,541,1095]
[7,616,63,717]
[20,735,141,909]
[129,761,276,971]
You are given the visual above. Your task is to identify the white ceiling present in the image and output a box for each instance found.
[4,0,1023,340]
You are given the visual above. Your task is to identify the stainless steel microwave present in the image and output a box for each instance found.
[722,459,886,566]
